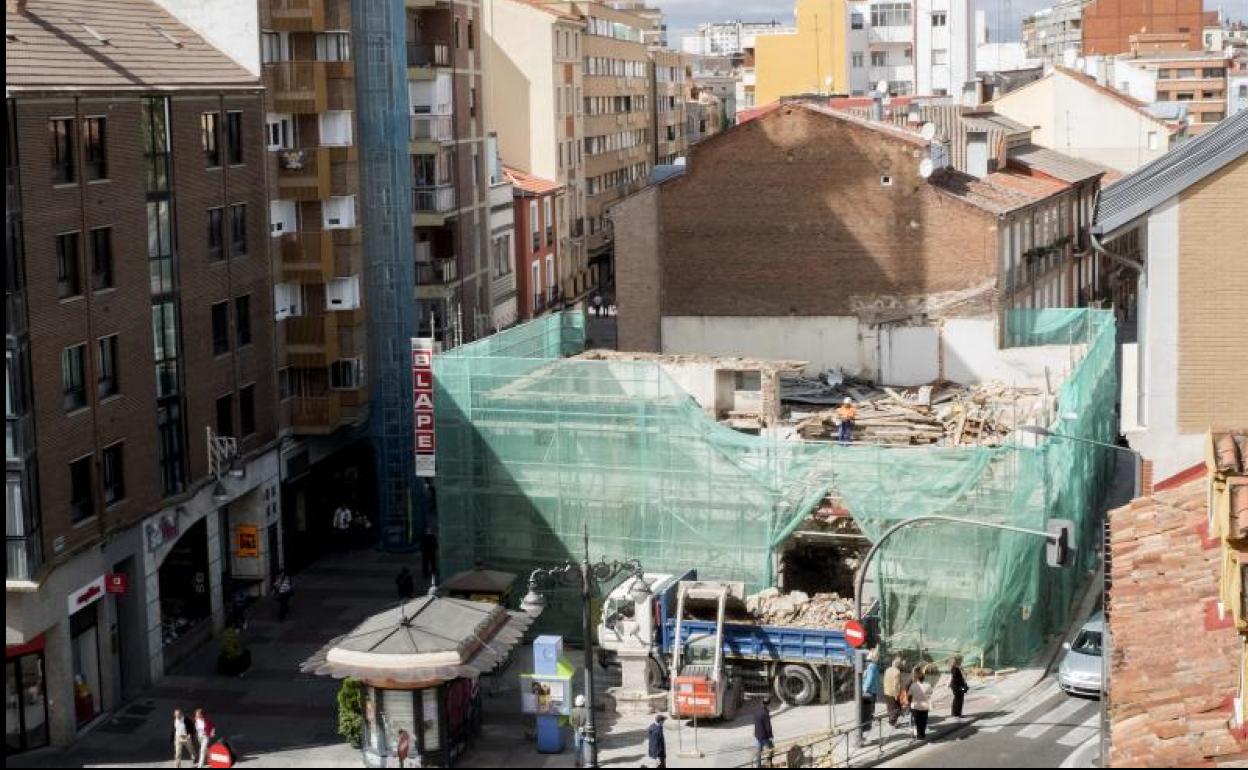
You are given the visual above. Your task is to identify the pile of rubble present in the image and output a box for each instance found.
[783,375,1051,447]
[746,587,857,630]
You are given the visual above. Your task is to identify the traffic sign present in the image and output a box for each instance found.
[844,620,867,649]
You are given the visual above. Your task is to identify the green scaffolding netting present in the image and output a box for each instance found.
[434,309,1118,665]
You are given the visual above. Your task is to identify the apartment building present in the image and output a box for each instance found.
[1111,46,1234,134]
[483,0,593,308]
[407,0,496,347]
[611,0,667,46]
[6,0,280,750]
[913,0,977,98]
[681,19,793,56]
[505,166,565,320]
[651,49,690,165]
[1023,0,1203,64]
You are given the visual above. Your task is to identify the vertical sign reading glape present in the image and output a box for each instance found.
[412,338,437,477]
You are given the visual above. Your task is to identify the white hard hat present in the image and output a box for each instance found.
[575,694,586,707]
[843,397,852,404]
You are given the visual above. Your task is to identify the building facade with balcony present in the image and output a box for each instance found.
[1109,48,1233,134]
[486,138,518,331]
[408,0,496,349]
[504,167,565,321]
[483,0,593,311]
[6,0,282,751]
[650,48,690,165]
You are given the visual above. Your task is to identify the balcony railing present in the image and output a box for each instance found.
[410,114,454,143]
[415,260,458,285]
[285,315,329,347]
[414,241,433,263]
[265,61,327,112]
[290,395,342,432]
[407,43,451,68]
[413,185,456,213]
[264,0,325,30]
[868,24,912,44]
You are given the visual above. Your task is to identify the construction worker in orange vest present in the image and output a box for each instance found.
[837,397,857,446]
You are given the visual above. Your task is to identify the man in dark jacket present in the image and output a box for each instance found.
[752,697,775,768]
[647,714,667,768]
[949,655,970,717]
[395,567,415,601]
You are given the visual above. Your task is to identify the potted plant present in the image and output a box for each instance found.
[216,627,252,676]
[337,678,365,749]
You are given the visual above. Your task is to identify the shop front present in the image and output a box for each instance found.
[5,635,49,755]
[302,594,532,768]
[156,518,214,670]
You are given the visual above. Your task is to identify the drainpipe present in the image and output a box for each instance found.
[1088,189,1145,279]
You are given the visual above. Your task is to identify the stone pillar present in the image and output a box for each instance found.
[43,617,77,746]
[607,648,665,715]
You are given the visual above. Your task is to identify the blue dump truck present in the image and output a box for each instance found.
[597,570,853,718]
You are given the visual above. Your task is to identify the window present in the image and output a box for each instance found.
[57,231,82,299]
[543,197,553,244]
[83,117,107,180]
[226,112,243,165]
[69,456,94,523]
[50,118,75,184]
[315,31,351,61]
[880,175,893,186]
[202,112,221,167]
[323,196,355,229]
[261,31,287,63]
[266,113,294,150]
[852,52,864,68]
[236,295,252,346]
[102,443,124,505]
[851,12,864,29]
[871,51,887,67]
[320,111,353,146]
[871,2,912,27]
[1158,68,1173,79]
[467,20,475,50]
[274,282,303,319]
[230,203,247,255]
[207,207,224,260]
[216,394,234,438]
[1176,68,1195,79]
[88,227,113,291]
[211,301,230,356]
[330,359,361,389]
[530,200,540,251]
[96,335,118,399]
[932,11,947,26]
[239,385,256,438]
[62,344,86,412]
[1203,111,1225,122]
[1147,131,1159,151]
[469,87,477,117]
[1202,68,1224,79]
[157,402,186,496]
[932,48,949,65]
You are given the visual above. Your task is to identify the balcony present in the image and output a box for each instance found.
[412,184,456,226]
[869,25,912,44]
[284,314,339,366]
[289,395,344,435]
[262,0,324,31]
[276,231,334,281]
[405,0,448,7]
[6,289,27,335]
[407,43,451,80]
[409,114,454,154]
[276,148,332,201]
[415,259,458,286]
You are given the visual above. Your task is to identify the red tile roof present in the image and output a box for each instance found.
[1108,476,1248,768]
[503,166,563,196]
[932,169,1071,215]
[735,101,782,124]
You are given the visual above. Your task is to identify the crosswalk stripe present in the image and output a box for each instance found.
[979,683,1061,733]
[1016,697,1093,740]
[1057,712,1101,746]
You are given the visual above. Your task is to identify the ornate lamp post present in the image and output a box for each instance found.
[520,523,648,768]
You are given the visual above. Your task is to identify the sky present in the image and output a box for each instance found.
[661,0,1248,46]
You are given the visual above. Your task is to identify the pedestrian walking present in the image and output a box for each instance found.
[591,292,604,318]
[949,656,969,718]
[861,649,883,739]
[173,708,195,768]
[395,566,415,601]
[193,708,215,768]
[752,697,775,768]
[907,666,933,740]
[333,503,353,553]
[883,655,904,727]
[836,397,856,446]
[350,509,373,548]
[274,571,293,621]
[228,587,249,631]
[646,714,667,769]
[569,693,590,768]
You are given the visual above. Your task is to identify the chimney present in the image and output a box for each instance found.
[966,131,990,179]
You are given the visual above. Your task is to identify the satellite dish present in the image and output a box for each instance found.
[919,158,935,178]
[876,79,889,94]
[921,122,938,141]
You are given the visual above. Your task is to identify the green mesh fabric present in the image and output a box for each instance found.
[435,309,1117,664]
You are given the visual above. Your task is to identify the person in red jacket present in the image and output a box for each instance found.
[193,709,215,768]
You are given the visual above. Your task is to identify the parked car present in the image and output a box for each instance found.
[1058,613,1105,698]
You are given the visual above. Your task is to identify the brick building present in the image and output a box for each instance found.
[611,101,1106,382]
[1082,0,1204,57]
[505,167,565,320]
[6,0,281,751]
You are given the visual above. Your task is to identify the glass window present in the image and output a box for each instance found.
[90,227,113,290]
[69,455,94,523]
[147,200,174,296]
[57,231,82,299]
[230,203,247,256]
[261,32,284,63]
[852,52,864,68]
[851,12,864,29]
[69,605,100,727]
[49,118,75,184]
[266,114,294,150]
[96,335,118,399]
[239,385,256,438]
[6,653,50,752]
[932,11,947,26]
[157,401,186,496]
[236,295,252,346]
[207,207,224,260]
[315,31,351,61]
[226,112,243,166]
[62,344,86,412]
[102,443,124,505]
[142,98,171,193]
[211,302,230,356]
[201,113,221,168]
[216,394,234,438]
[871,2,912,27]
[83,117,107,181]
[871,51,887,67]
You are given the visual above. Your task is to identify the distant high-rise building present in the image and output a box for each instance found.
[1022,0,1204,64]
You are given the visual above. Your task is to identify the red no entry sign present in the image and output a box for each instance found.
[844,620,867,649]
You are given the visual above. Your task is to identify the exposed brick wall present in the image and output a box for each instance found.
[1176,157,1248,434]
[611,185,661,351]
[1082,0,1203,56]
[13,89,274,568]
[642,105,998,321]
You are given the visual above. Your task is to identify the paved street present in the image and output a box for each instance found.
[887,676,1101,769]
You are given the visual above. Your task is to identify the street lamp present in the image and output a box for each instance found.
[521,523,646,768]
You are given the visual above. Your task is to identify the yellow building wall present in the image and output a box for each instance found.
[755,0,848,105]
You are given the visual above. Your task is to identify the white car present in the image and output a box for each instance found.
[1058,613,1105,698]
